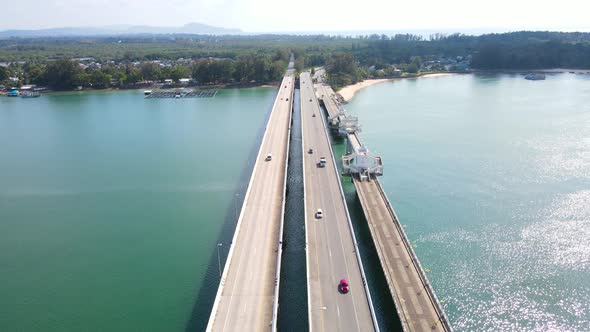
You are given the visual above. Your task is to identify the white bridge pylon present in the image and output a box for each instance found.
[342,143,383,181]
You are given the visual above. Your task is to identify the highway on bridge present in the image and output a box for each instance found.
[206,67,295,332]
[316,82,453,332]
[300,72,377,332]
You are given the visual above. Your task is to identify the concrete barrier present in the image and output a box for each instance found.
[300,89,313,332]
[373,179,453,331]
[271,79,294,331]
[206,76,291,332]
[317,92,381,332]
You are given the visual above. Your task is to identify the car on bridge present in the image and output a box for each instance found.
[339,278,349,294]
[315,209,323,219]
[318,157,326,168]
[265,153,272,161]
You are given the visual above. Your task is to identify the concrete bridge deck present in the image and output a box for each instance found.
[206,67,295,332]
[315,84,340,119]
[315,83,452,332]
[301,72,378,332]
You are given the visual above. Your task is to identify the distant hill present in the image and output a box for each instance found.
[0,23,242,37]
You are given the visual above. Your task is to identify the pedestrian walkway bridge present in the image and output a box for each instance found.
[315,82,453,332]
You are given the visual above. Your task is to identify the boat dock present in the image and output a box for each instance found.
[145,90,218,99]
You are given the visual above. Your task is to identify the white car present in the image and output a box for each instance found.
[315,209,323,219]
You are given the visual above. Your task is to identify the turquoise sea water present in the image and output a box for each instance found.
[2,73,589,331]
[0,89,275,331]
[345,73,590,331]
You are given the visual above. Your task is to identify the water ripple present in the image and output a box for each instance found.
[420,191,590,331]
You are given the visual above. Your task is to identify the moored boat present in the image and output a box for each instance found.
[7,89,19,97]
[21,92,41,98]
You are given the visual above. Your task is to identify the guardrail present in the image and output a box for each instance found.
[321,79,452,332]
[373,178,453,332]
[353,180,410,331]
[300,83,313,332]
[206,76,291,332]
[316,82,381,332]
[271,77,294,331]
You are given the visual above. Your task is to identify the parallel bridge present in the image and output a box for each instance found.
[301,72,378,332]
[206,61,295,332]
[206,67,452,332]
[315,82,453,332]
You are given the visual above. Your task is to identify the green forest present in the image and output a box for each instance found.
[1,31,589,90]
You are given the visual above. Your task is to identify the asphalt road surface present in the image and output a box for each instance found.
[207,72,294,332]
[300,72,376,332]
[354,178,451,332]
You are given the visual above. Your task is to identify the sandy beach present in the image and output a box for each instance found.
[419,73,456,78]
[338,79,392,102]
[338,73,456,102]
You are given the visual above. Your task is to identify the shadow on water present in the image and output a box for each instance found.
[183,88,401,331]
[344,181,403,331]
[184,89,279,332]
[277,89,309,331]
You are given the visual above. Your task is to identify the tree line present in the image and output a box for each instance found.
[353,31,590,69]
[1,50,291,90]
[3,31,590,90]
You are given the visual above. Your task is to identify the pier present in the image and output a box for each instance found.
[206,60,295,331]
[300,72,378,332]
[145,90,217,99]
[315,82,453,332]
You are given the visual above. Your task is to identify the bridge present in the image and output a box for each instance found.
[206,60,295,332]
[300,72,379,332]
[206,63,452,331]
[315,82,453,332]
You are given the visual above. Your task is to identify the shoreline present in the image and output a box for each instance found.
[337,72,456,102]
[337,68,590,102]
[0,82,278,96]
[493,68,590,74]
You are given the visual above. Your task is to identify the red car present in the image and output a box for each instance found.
[339,278,349,294]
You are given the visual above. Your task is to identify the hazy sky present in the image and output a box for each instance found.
[2,0,590,32]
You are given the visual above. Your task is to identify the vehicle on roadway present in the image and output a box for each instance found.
[315,209,323,219]
[312,113,316,117]
[308,148,314,154]
[339,278,349,294]
[318,157,326,168]
[265,153,272,161]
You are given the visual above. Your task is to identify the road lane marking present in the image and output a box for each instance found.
[329,182,362,332]
[217,76,293,332]
[408,287,424,315]
[305,83,327,332]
